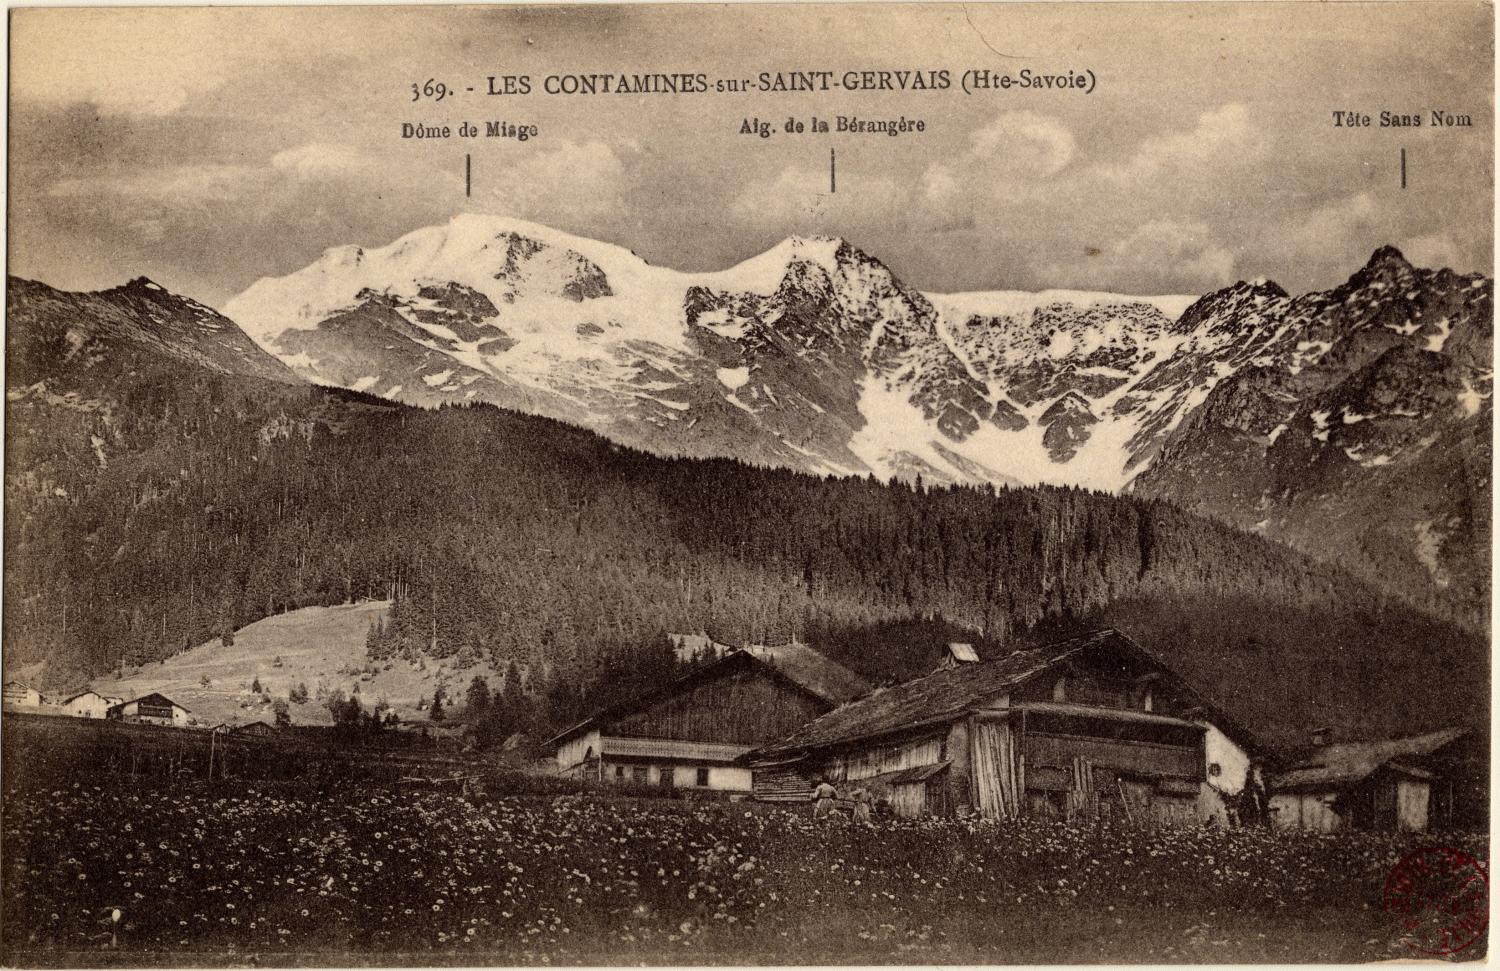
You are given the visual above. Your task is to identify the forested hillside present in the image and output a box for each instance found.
[4,275,1486,751]
[5,383,1484,749]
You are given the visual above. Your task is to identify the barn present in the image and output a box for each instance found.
[2,681,44,708]
[746,629,1261,824]
[232,720,278,737]
[61,690,123,719]
[549,643,870,794]
[1269,727,1476,832]
[107,692,192,727]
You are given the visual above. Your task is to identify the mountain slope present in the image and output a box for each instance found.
[88,601,392,728]
[1130,247,1493,624]
[225,215,1202,488]
[224,220,1491,623]
[9,275,302,389]
[7,275,1486,749]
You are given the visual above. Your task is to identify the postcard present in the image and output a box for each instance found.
[3,2,1492,965]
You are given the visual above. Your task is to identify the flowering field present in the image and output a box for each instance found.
[2,777,1488,965]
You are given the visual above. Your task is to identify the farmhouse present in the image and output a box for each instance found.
[746,629,1260,824]
[61,690,124,718]
[1270,727,1478,832]
[107,692,192,727]
[2,681,44,708]
[549,643,871,793]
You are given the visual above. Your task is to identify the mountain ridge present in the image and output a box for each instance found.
[4,271,1488,749]
[217,216,1491,623]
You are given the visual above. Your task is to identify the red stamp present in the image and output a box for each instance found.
[1383,847,1489,956]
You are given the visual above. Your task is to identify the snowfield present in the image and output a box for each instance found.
[222,216,1491,500]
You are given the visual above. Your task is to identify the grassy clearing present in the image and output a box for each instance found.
[86,601,504,728]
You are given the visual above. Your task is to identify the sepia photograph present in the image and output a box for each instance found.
[2,1,1493,965]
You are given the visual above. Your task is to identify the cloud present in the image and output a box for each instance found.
[270,144,386,183]
[731,167,830,225]
[474,140,631,223]
[1286,192,1379,255]
[13,9,238,115]
[729,164,903,232]
[924,110,1074,207]
[969,111,1076,178]
[1099,103,1263,184]
[1402,232,1464,272]
[1046,220,1238,293]
[49,164,258,206]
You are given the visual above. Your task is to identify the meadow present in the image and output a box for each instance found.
[1,776,1488,965]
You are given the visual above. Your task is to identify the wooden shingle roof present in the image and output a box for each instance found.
[546,644,870,748]
[751,628,1263,761]
[1273,728,1468,791]
[753,630,1127,759]
[745,643,871,707]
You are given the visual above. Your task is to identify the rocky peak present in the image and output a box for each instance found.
[1343,244,1418,293]
[1173,278,1289,335]
[1363,244,1411,273]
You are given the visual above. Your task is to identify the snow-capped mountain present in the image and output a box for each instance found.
[224,217,1491,621]
[1130,246,1492,624]
[226,214,1203,489]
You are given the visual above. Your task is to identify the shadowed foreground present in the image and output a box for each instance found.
[2,778,1487,965]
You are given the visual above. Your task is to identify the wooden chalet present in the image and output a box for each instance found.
[107,692,192,727]
[746,629,1261,824]
[1270,727,1480,832]
[549,644,871,793]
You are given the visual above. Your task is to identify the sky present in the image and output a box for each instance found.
[8,3,1495,308]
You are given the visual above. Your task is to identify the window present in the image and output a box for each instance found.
[659,766,675,789]
[631,766,647,784]
[696,767,710,787]
[614,765,625,779]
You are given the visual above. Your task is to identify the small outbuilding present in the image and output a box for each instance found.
[107,692,192,727]
[232,720,278,737]
[936,642,980,670]
[1270,727,1473,833]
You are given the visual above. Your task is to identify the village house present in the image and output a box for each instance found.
[1269,727,1479,832]
[746,628,1262,824]
[2,680,44,708]
[60,690,123,719]
[549,643,871,794]
[107,692,192,727]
